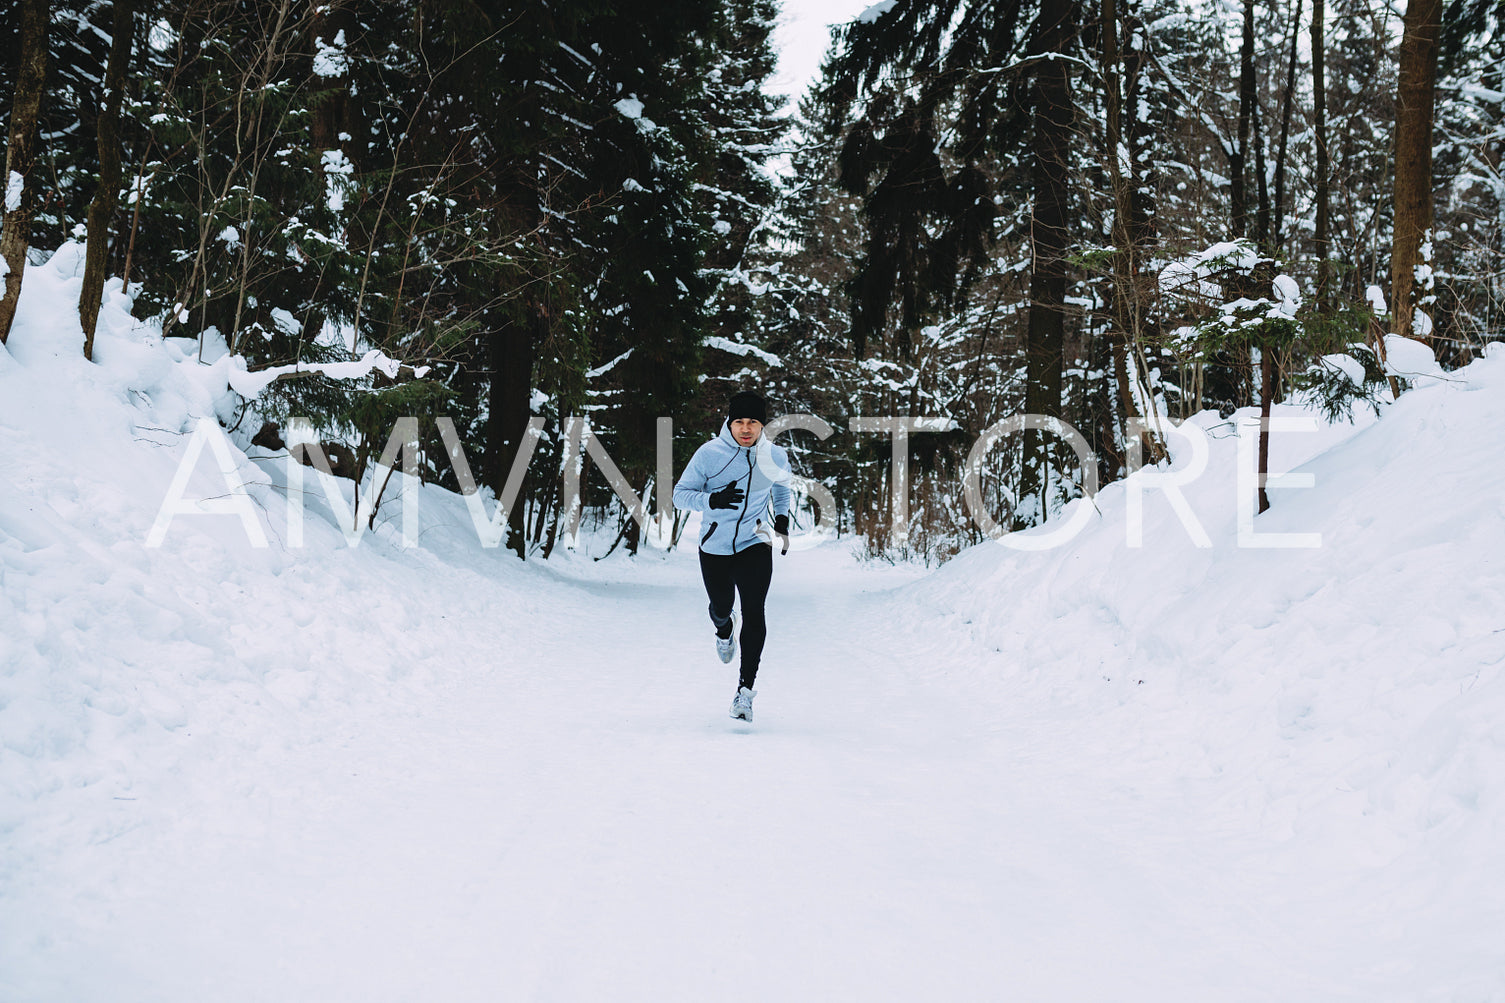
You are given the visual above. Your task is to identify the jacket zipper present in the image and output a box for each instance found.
[729,448,753,552]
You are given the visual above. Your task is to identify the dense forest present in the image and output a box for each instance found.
[2,0,1500,562]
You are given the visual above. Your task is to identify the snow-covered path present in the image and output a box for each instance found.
[8,536,1465,1002]
[5,257,1504,999]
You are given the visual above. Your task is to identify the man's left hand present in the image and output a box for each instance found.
[774,514,789,555]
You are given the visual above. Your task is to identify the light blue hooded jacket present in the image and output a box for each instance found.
[674,421,792,555]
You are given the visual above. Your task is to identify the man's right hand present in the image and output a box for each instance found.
[708,483,745,510]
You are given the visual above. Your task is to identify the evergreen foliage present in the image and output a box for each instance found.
[4,0,1502,560]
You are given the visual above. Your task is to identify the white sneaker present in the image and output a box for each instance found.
[715,611,737,664]
[729,686,756,721]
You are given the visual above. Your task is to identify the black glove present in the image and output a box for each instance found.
[774,514,789,555]
[708,482,745,510]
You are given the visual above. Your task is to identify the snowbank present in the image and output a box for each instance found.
[909,346,1505,995]
[0,246,569,999]
[3,240,1504,999]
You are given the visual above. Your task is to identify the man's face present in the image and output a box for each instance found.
[730,417,763,446]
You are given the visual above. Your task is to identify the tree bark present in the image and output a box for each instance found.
[1257,351,1274,513]
[82,0,137,360]
[1254,102,1270,246]
[0,0,50,346]
[484,302,540,558]
[1391,0,1442,345]
[1020,0,1074,525]
[1272,0,1303,251]
[1101,0,1164,466]
[1230,0,1256,239]
[1312,0,1331,309]
[1102,0,1133,438]
[310,3,362,168]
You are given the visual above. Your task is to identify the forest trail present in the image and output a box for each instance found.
[8,539,1396,1002]
[8,306,1500,999]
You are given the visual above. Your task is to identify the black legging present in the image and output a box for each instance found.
[699,543,773,690]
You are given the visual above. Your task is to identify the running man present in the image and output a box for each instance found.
[673,390,791,721]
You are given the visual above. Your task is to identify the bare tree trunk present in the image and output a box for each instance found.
[530,446,557,548]
[1369,311,1403,398]
[1254,24,1289,507]
[1257,351,1274,513]
[1272,0,1303,250]
[1230,0,1279,513]
[1020,0,1074,525]
[1312,0,1332,309]
[1391,0,1442,345]
[82,0,137,360]
[0,0,50,346]
[1112,337,1146,454]
[1091,326,1124,481]
[1254,103,1270,246]
[310,2,361,166]
[1230,0,1256,240]
[485,305,539,557]
[1101,0,1164,465]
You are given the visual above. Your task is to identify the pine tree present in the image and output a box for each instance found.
[696,0,789,358]
[821,0,1101,529]
[81,0,136,360]
[0,0,50,345]
[1428,0,1504,364]
[579,0,726,553]
[1391,0,1443,346]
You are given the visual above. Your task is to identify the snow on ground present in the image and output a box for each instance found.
[3,243,1504,1000]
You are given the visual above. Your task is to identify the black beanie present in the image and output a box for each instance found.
[727,390,768,424]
